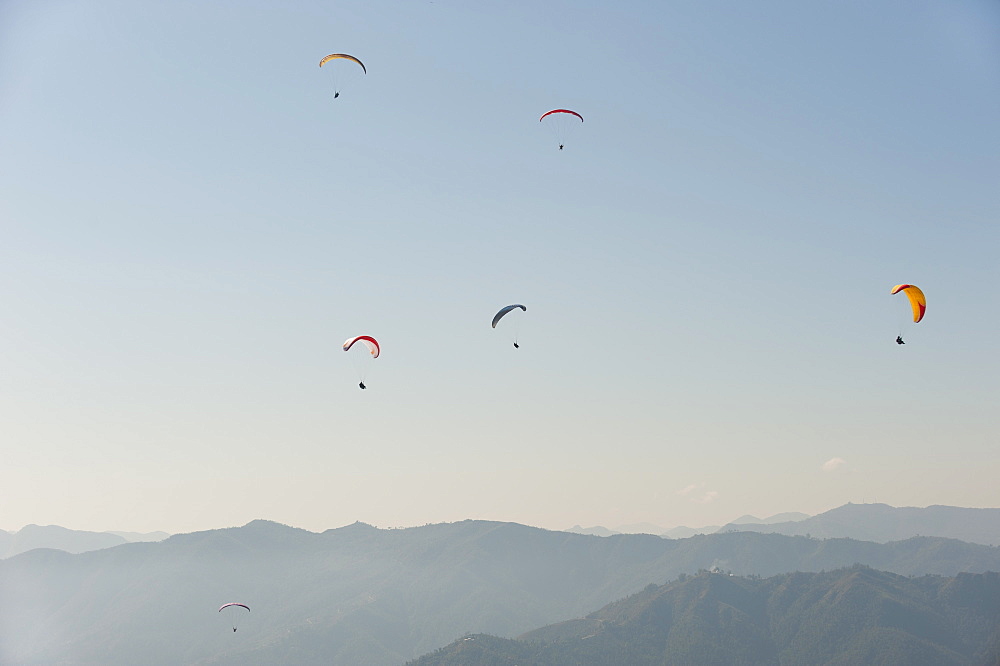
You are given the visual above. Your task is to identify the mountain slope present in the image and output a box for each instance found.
[411,568,1000,665]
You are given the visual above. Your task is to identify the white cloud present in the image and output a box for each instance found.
[678,483,717,503]
[821,457,847,472]
[693,490,719,504]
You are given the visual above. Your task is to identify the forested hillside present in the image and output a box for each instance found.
[412,567,1000,665]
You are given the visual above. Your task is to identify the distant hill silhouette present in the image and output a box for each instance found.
[615,522,670,535]
[719,503,1000,545]
[411,567,1000,665]
[564,524,619,537]
[660,524,723,539]
[106,530,170,543]
[565,524,725,538]
[729,511,810,525]
[566,511,808,539]
[4,519,1000,665]
[565,511,809,539]
[0,525,169,559]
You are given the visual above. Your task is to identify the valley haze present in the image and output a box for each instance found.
[5,504,1000,665]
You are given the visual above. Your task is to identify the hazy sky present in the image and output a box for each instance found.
[2,0,998,535]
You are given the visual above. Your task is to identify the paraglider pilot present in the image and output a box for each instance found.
[359,381,366,390]
[896,336,905,345]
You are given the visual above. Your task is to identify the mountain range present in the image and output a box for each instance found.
[7,503,997,561]
[4,512,1000,665]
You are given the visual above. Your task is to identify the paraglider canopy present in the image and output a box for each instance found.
[491,304,527,329]
[218,603,250,613]
[539,109,583,123]
[343,335,380,358]
[890,284,926,323]
[318,53,367,73]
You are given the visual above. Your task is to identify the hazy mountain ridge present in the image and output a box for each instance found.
[565,511,809,538]
[5,518,1000,664]
[106,530,171,543]
[660,525,723,539]
[568,504,1000,544]
[565,524,726,538]
[0,524,169,559]
[719,503,1000,545]
[730,511,811,525]
[410,567,1000,665]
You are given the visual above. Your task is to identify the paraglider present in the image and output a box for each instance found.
[344,335,379,388]
[492,305,526,349]
[891,284,925,345]
[539,109,583,150]
[319,54,367,99]
[218,603,250,632]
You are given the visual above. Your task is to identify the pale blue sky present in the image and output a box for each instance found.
[2,1,998,534]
